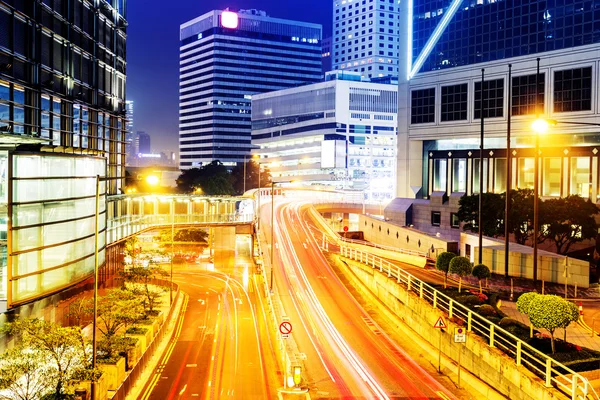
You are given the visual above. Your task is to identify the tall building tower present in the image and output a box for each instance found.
[331,0,400,79]
[322,36,332,76]
[0,0,127,310]
[179,9,323,169]
[136,131,151,154]
[125,100,135,162]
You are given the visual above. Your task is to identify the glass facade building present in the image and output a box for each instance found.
[396,0,600,202]
[0,0,127,310]
[179,9,323,168]
[413,0,600,73]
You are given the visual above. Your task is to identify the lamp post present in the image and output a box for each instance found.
[478,68,485,265]
[91,174,103,400]
[504,64,512,278]
[243,155,247,193]
[270,181,275,292]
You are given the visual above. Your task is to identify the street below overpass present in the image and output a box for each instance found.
[140,235,280,399]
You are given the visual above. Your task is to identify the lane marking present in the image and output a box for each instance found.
[179,384,187,395]
[186,364,197,367]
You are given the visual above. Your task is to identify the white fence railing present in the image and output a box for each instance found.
[340,245,594,400]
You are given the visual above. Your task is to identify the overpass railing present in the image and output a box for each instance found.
[339,245,593,400]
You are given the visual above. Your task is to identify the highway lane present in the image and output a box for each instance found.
[265,197,460,399]
[140,244,278,399]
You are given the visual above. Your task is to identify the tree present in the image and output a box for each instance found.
[231,160,272,194]
[516,291,538,339]
[435,252,456,288]
[1,319,99,398]
[456,192,505,237]
[449,256,472,292]
[472,264,491,293]
[97,289,145,339]
[539,195,599,254]
[156,228,208,254]
[560,301,580,342]
[0,348,54,400]
[528,294,575,353]
[122,265,168,315]
[176,161,234,195]
[508,189,535,245]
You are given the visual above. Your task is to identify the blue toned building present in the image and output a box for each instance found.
[397,0,600,206]
[179,9,323,169]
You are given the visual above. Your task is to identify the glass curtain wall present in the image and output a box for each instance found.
[9,153,106,305]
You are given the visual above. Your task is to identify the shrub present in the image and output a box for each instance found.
[460,295,484,307]
[498,317,519,328]
[435,252,456,288]
[472,264,491,293]
[449,256,472,292]
[478,304,497,317]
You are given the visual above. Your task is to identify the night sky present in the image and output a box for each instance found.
[127,1,332,155]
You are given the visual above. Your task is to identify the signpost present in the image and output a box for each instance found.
[454,327,467,388]
[279,321,292,339]
[433,316,446,372]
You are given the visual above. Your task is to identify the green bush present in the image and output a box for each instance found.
[459,295,483,307]
[478,304,497,317]
[126,326,148,335]
[498,317,519,328]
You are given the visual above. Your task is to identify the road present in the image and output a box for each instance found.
[263,197,460,399]
[140,237,280,400]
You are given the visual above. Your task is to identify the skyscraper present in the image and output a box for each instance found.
[136,131,151,154]
[179,9,323,169]
[0,0,127,309]
[322,36,332,75]
[125,100,135,162]
[331,0,401,79]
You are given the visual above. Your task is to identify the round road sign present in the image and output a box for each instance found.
[343,226,349,232]
[279,321,292,335]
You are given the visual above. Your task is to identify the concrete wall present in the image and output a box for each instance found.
[334,254,567,400]
[462,233,590,288]
[359,214,457,257]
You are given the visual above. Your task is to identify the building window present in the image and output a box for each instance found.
[512,73,544,116]
[474,79,504,119]
[433,159,447,192]
[542,157,561,197]
[554,67,592,113]
[472,158,488,194]
[431,211,441,226]
[452,158,466,193]
[410,88,435,124]
[518,158,534,189]
[441,83,467,122]
[571,157,590,198]
[450,213,460,229]
[494,158,506,193]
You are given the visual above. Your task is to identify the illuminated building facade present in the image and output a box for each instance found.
[331,0,400,79]
[252,71,397,201]
[179,9,323,168]
[0,0,127,310]
[397,0,600,203]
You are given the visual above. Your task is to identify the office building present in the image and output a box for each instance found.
[125,100,135,163]
[252,71,397,201]
[136,131,151,154]
[179,9,323,169]
[0,0,127,310]
[396,0,600,204]
[322,36,332,75]
[331,0,400,79]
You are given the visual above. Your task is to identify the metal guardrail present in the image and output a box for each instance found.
[107,213,254,244]
[340,245,594,400]
[338,236,428,258]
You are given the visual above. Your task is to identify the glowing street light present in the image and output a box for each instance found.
[145,174,160,186]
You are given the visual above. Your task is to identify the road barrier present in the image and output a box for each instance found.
[340,245,596,400]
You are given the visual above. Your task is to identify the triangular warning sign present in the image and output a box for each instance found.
[433,316,447,329]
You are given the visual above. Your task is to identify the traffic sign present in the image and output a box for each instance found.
[454,327,466,343]
[433,316,447,329]
[279,321,292,336]
[343,226,349,232]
